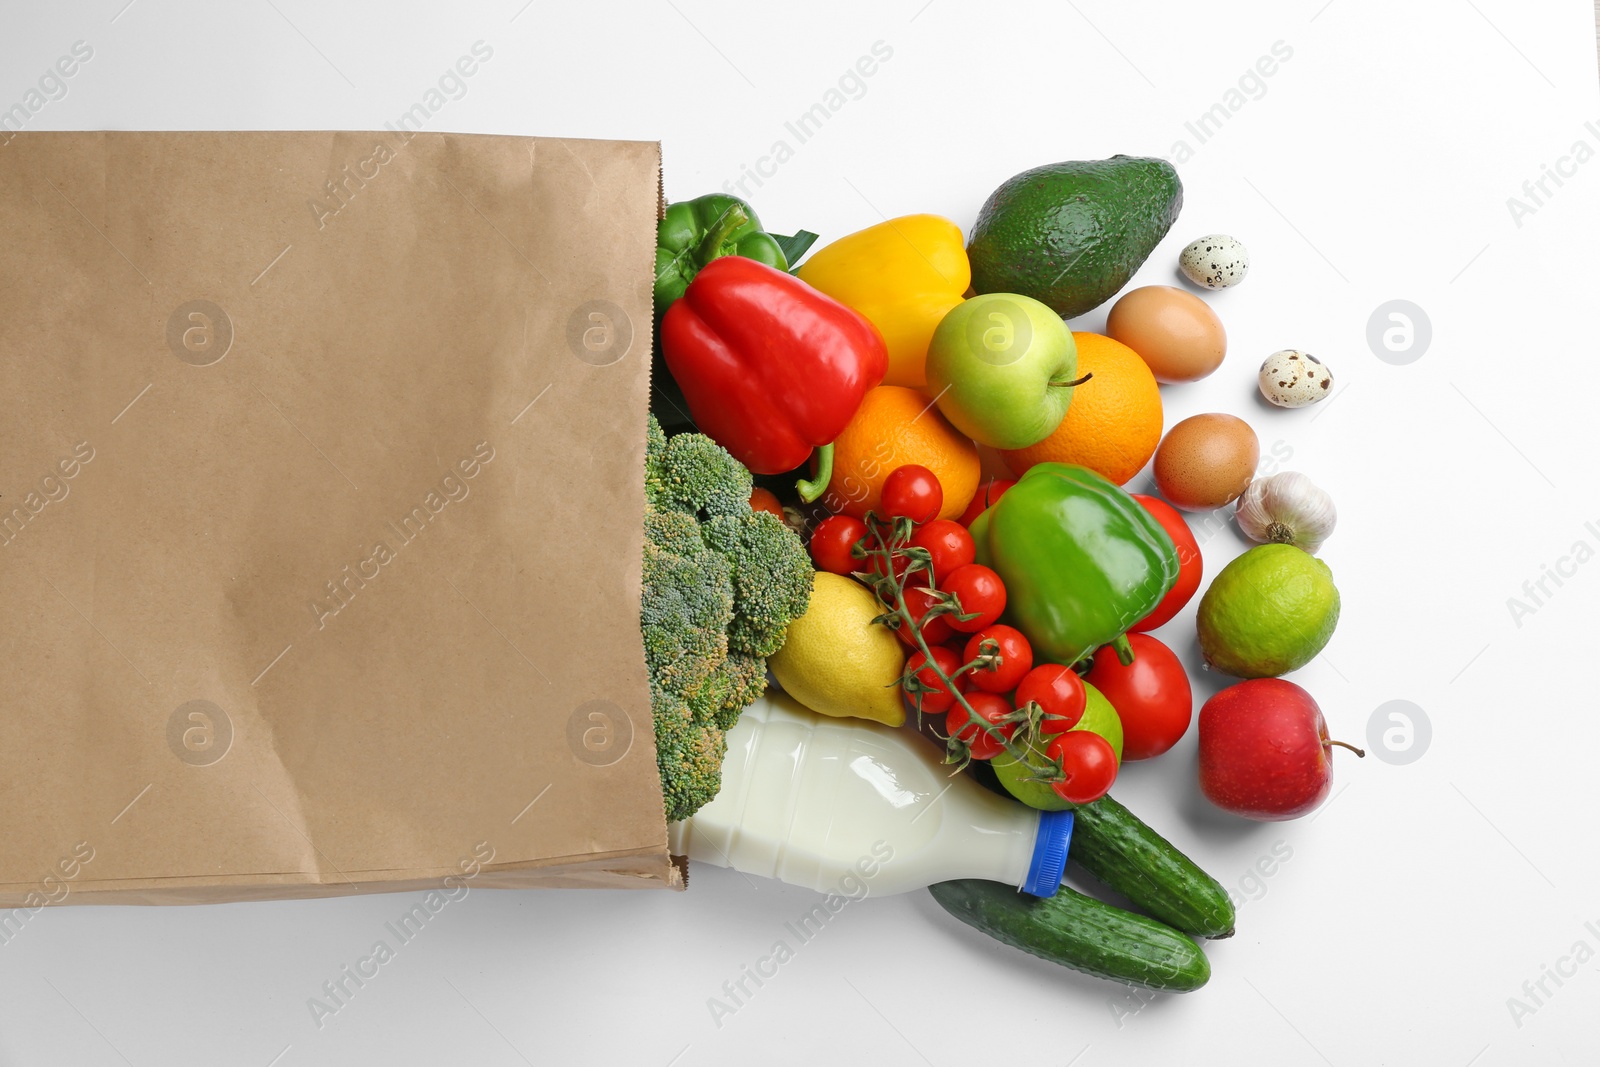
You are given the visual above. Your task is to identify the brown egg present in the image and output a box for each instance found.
[1154,413,1259,511]
[1106,286,1227,383]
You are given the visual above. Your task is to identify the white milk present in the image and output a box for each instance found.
[668,692,1074,897]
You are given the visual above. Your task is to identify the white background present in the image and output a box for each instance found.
[4,1,1600,1064]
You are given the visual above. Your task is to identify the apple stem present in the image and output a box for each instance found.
[1327,739,1366,757]
[1050,373,1094,388]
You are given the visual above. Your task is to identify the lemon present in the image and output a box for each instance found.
[768,572,907,726]
[1197,544,1340,678]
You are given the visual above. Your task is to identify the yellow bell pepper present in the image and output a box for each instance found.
[797,214,970,388]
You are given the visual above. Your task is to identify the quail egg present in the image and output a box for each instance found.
[1178,234,1250,290]
[1258,349,1334,408]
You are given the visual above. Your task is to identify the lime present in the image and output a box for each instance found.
[1074,681,1124,761]
[1197,544,1339,678]
[992,681,1122,811]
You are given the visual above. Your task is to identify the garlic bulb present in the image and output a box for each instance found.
[1234,472,1336,554]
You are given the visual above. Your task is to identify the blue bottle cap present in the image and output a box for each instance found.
[1021,808,1075,897]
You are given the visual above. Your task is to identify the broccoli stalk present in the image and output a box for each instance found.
[641,417,813,821]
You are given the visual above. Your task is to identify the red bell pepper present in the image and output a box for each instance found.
[660,256,887,501]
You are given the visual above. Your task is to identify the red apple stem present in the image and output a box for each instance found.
[1328,739,1366,757]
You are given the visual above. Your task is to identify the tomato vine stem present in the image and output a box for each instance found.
[855,513,1063,784]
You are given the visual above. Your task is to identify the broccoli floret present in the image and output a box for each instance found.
[644,414,670,505]
[712,653,770,731]
[644,504,707,561]
[651,685,729,822]
[704,510,816,657]
[640,417,813,823]
[685,651,770,731]
[658,431,752,518]
[640,513,732,696]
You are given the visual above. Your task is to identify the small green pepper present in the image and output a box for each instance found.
[654,194,787,317]
[970,463,1177,666]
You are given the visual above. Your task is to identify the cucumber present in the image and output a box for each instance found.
[1070,794,1236,939]
[929,879,1210,993]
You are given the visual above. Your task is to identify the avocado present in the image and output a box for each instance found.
[967,156,1183,320]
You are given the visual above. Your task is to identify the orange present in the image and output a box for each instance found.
[1000,333,1162,486]
[822,386,980,521]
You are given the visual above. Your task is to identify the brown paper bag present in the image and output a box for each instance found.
[0,131,681,906]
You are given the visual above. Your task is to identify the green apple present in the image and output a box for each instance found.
[925,293,1080,449]
[992,681,1123,810]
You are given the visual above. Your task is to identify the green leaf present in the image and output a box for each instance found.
[771,229,820,271]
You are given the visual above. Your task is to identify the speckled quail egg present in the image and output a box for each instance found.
[1178,234,1250,290]
[1258,349,1334,408]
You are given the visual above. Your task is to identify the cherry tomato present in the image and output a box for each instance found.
[941,637,973,666]
[944,564,1006,633]
[945,692,1014,761]
[862,516,914,583]
[908,519,976,583]
[1130,495,1203,632]
[962,625,1033,694]
[893,586,953,647]
[957,477,1016,527]
[867,546,912,583]
[1085,633,1193,760]
[749,487,785,519]
[1016,663,1088,733]
[882,465,943,524]
[810,514,868,576]
[904,645,964,714]
[1046,730,1119,804]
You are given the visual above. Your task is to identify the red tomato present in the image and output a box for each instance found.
[908,519,975,583]
[904,645,964,714]
[1131,495,1203,632]
[1046,731,1118,804]
[893,586,953,647]
[867,540,912,583]
[810,514,868,576]
[957,477,1016,527]
[945,692,1014,761]
[962,625,1033,694]
[1016,664,1088,733]
[1086,633,1193,760]
[944,564,1006,633]
[882,465,943,524]
[749,487,785,519]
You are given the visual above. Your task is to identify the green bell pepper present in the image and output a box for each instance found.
[654,194,788,318]
[969,463,1178,666]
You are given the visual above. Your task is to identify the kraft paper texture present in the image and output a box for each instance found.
[0,131,679,904]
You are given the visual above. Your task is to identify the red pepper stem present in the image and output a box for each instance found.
[1111,633,1134,666]
[795,443,834,503]
[693,203,750,267]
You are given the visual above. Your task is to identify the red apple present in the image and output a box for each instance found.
[1198,679,1363,820]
